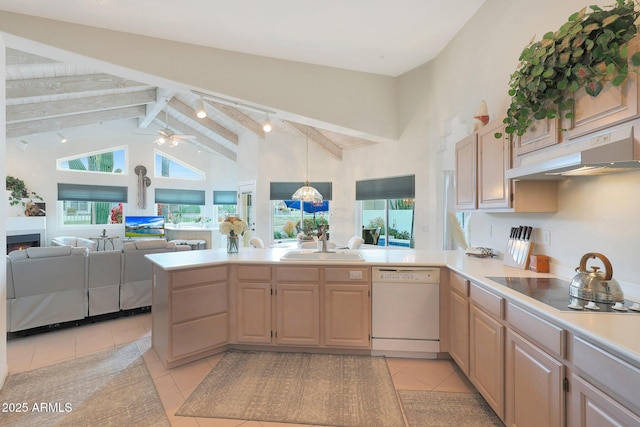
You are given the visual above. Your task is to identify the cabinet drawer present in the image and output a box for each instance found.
[470,283,503,319]
[275,266,320,282]
[450,272,469,297]
[507,302,565,357]
[573,336,640,413]
[236,265,271,281]
[171,313,227,358]
[172,282,227,324]
[324,267,370,283]
[172,265,227,289]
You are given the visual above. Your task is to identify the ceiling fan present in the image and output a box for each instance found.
[152,107,196,147]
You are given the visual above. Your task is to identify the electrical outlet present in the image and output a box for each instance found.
[542,229,550,246]
[487,225,492,236]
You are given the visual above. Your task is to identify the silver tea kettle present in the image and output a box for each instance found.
[569,252,624,303]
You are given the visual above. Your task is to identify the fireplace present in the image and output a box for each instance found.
[7,233,41,254]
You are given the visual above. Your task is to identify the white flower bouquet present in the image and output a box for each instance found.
[219,216,249,237]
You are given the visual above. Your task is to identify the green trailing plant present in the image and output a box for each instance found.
[6,176,41,206]
[502,0,640,138]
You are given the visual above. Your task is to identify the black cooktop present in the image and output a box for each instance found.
[487,276,640,313]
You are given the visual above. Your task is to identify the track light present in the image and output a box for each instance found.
[59,133,68,143]
[263,114,272,133]
[195,98,207,119]
[18,140,29,151]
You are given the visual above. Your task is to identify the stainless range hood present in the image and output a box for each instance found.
[506,126,640,180]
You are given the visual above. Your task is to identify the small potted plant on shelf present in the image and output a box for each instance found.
[501,0,640,138]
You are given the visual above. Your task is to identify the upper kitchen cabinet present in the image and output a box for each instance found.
[478,120,511,209]
[564,36,640,140]
[514,116,561,162]
[455,119,558,213]
[455,133,477,211]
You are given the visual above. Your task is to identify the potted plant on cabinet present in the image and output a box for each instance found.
[501,0,640,138]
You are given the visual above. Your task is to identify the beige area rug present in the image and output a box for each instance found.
[176,350,405,427]
[0,343,169,427]
[398,390,504,427]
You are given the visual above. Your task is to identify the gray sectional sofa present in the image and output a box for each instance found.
[5,239,190,333]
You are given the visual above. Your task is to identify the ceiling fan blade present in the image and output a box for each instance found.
[173,134,196,140]
[158,129,171,137]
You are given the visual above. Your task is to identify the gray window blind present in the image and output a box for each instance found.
[155,188,205,205]
[355,175,415,200]
[213,190,237,205]
[270,182,333,200]
[57,183,128,203]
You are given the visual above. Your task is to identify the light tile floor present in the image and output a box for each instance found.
[6,312,476,427]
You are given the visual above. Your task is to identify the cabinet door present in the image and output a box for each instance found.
[565,37,640,139]
[449,289,470,375]
[455,133,478,210]
[469,304,505,420]
[506,329,564,427]
[478,121,511,209]
[236,282,272,344]
[275,283,320,346]
[324,284,370,348]
[515,117,560,157]
[571,374,640,427]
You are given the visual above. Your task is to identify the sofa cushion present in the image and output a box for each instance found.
[26,246,73,258]
[131,239,172,250]
[8,250,28,261]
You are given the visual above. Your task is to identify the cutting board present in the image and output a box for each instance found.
[504,237,534,270]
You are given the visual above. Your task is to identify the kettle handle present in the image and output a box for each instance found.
[578,252,613,280]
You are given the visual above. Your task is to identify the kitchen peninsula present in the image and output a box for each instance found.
[147,248,640,426]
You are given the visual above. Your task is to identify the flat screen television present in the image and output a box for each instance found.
[125,216,165,238]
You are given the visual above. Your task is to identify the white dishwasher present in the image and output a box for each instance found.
[371,267,440,358]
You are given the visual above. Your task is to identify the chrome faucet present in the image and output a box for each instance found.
[317,225,333,253]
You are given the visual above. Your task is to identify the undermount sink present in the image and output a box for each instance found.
[280,250,365,262]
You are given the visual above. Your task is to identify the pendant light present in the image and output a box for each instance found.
[292,130,323,202]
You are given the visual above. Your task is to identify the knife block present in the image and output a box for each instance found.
[504,238,534,269]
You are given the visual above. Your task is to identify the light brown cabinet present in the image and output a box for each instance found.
[505,329,564,427]
[152,264,228,369]
[565,37,640,140]
[514,117,561,159]
[275,283,320,346]
[468,283,505,420]
[571,374,640,427]
[324,266,371,348]
[235,265,273,344]
[455,119,557,212]
[478,120,511,209]
[449,272,470,375]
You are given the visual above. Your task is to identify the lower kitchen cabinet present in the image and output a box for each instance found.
[236,282,272,344]
[275,283,320,346]
[571,374,640,427]
[449,273,470,375]
[152,264,229,368]
[505,329,564,427]
[324,283,370,348]
[469,303,505,419]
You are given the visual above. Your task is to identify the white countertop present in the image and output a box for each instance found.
[146,248,640,366]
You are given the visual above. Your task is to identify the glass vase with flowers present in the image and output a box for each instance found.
[219,215,249,253]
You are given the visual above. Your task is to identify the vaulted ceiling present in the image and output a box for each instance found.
[5,48,379,162]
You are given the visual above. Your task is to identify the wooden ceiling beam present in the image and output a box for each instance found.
[285,121,343,161]
[168,98,239,146]
[204,99,266,139]
[6,73,150,100]
[7,89,156,123]
[7,105,146,138]
[139,88,175,129]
